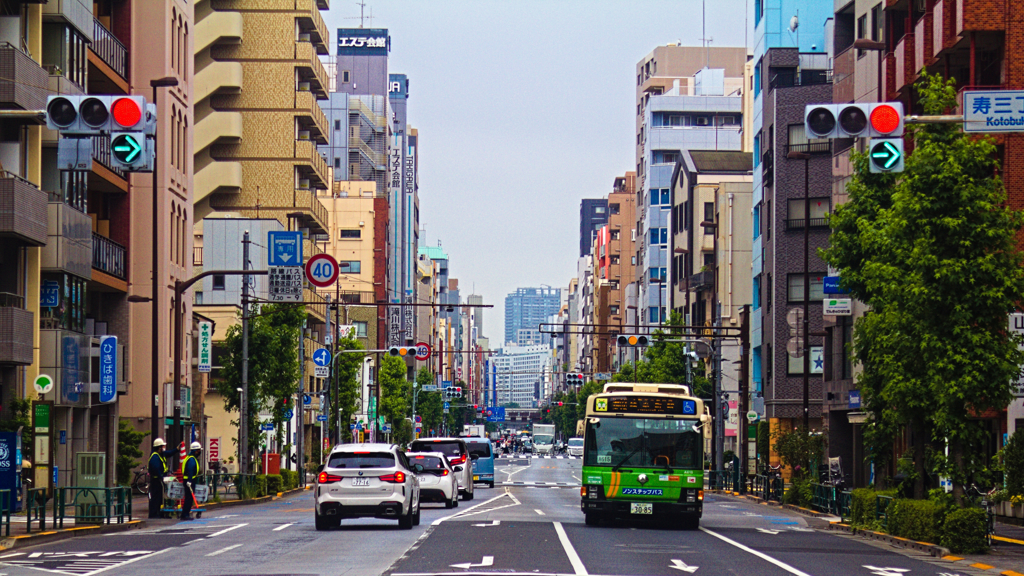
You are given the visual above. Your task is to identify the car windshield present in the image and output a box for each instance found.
[534,435,554,445]
[568,438,584,447]
[466,442,491,458]
[328,452,395,469]
[408,455,446,472]
[411,441,462,457]
[584,417,701,469]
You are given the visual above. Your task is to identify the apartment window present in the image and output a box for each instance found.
[610,305,620,315]
[765,273,772,311]
[788,124,829,154]
[610,255,620,265]
[339,229,361,239]
[651,189,670,206]
[766,199,772,239]
[609,203,620,215]
[787,198,830,227]
[857,14,868,57]
[872,4,884,43]
[753,275,762,310]
[649,228,667,245]
[43,24,88,89]
[339,261,361,274]
[334,157,341,169]
[755,0,763,25]
[754,62,762,96]
[660,189,670,205]
[354,321,368,338]
[610,230,620,241]
[342,70,351,83]
[753,204,761,238]
[753,135,761,167]
[631,256,637,265]
[212,275,225,290]
[703,254,715,269]
[649,267,666,281]
[718,116,737,126]
[334,120,342,131]
[787,273,826,302]
[595,206,606,214]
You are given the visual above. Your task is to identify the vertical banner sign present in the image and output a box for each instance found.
[198,321,212,373]
[404,294,414,345]
[1010,313,1024,397]
[208,437,220,462]
[99,335,117,403]
[388,305,402,346]
[389,148,401,193]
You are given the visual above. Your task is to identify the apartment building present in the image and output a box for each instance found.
[592,172,637,372]
[579,199,608,258]
[503,287,561,347]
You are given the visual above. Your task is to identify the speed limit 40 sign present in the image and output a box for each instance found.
[305,253,339,288]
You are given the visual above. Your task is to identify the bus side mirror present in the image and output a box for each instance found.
[700,414,711,424]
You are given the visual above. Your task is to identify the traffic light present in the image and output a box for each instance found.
[46,95,149,135]
[565,373,583,387]
[556,401,563,407]
[868,138,905,173]
[616,335,650,347]
[388,346,414,357]
[804,102,904,139]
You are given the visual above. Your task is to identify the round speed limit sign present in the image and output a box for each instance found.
[305,253,339,288]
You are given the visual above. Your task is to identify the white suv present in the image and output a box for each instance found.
[315,443,421,530]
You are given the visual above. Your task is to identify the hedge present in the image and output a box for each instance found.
[887,499,945,544]
[783,478,813,508]
[941,508,988,554]
[280,470,298,491]
[265,474,283,494]
[254,475,268,498]
[850,488,878,527]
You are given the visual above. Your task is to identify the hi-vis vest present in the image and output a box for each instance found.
[182,455,199,480]
[149,452,168,475]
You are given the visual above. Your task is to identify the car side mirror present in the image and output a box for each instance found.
[470,454,479,461]
[453,466,463,472]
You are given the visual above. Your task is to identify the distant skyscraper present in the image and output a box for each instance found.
[580,199,609,257]
[504,287,561,345]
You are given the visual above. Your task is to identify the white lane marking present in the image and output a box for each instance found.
[83,548,171,576]
[431,491,509,526]
[205,544,243,557]
[756,528,781,535]
[553,521,588,575]
[272,523,294,531]
[699,527,814,576]
[535,509,546,516]
[472,520,501,527]
[670,558,699,573]
[206,523,248,537]
[450,556,494,569]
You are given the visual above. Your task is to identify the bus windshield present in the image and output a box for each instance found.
[584,417,701,470]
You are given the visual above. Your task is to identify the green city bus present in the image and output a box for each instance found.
[580,383,710,529]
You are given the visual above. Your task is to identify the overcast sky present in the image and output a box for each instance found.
[323,0,751,344]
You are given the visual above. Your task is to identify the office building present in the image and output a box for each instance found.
[504,287,561,347]
[489,344,550,408]
[579,198,608,257]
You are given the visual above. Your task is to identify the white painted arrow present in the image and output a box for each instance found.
[450,556,494,570]
[789,527,814,532]
[472,520,501,527]
[863,566,910,576]
[756,528,781,534]
[669,558,699,573]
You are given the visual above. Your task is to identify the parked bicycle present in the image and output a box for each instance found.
[131,466,150,495]
[968,483,996,547]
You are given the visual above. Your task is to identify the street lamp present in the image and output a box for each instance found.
[787,150,812,430]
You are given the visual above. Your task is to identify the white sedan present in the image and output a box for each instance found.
[407,452,459,509]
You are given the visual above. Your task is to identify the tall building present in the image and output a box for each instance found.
[634,47,749,329]
[579,198,608,257]
[489,344,550,408]
[595,173,637,371]
[504,287,561,347]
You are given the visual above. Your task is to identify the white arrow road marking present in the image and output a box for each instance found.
[449,556,493,570]
[756,528,781,534]
[472,520,501,527]
[212,514,238,519]
[272,523,294,531]
[700,527,813,576]
[669,558,699,573]
[863,566,911,576]
[789,527,814,532]
[206,544,243,557]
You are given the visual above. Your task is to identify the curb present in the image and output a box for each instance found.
[710,489,782,507]
[203,484,311,510]
[0,519,146,551]
[827,522,951,557]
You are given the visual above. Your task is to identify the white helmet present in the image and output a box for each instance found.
[153,438,166,448]
[190,441,202,451]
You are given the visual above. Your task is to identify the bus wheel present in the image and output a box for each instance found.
[680,516,699,530]
[584,513,601,526]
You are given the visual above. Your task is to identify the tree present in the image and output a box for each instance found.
[332,336,366,442]
[378,355,411,432]
[610,313,712,397]
[116,419,148,486]
[576,381,603,421]
[823,71,1024,501]
[415,368,442,436]
[771,426,825,480]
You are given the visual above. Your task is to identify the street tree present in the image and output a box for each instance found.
[823,72,1024,501]
[415,368,443,435]
[379,355,411,433]
[332,336,366,442]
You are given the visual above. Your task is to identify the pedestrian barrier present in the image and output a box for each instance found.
[207,473,258,500]
[0,490,10,537]
[751,474,783,502]
[811,483,851,519]
[876,494,894,530]
[25,488,47,533]
[54,486,132,528]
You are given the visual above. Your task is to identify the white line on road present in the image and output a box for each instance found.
[699,527,815,576]
[206,523,248,537]
[553,522,588,575]
[272,523,294,531]
[535,509,546,516]
[431,492,509,526]
[84,548,171,576]
[205,544,243,557]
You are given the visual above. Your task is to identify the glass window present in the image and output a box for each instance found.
[212,275,225,290]
[409,440,465,458]
[754,62,762,96]
[753,204,761,238]
[584,417,702,469]
[754,135,761,167]
[787,198,830,223]
[327,452,395,468]
[661,189,671,205]
[753,275,761,310]
[339,261,361,274]
[334,120,341,130]
[466,441,492,457]
[872,4,884,43]
[342,70,351,83]
[703,202,714,224]
[408,454,447,472]
[354,321,368,337]
[787,273,826,302]
[595,206,606,214]
[339,229,361,239]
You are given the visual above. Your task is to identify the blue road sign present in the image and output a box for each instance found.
[59,430,66,445]
[349,423,356,430]
[40,280,59,308]
[99,335,117,403]
[284,409,293,419]
[313,348,332,367]
[443,402,450,410]
[260,423,274,431]
[486,406,506,423]
[317,415,328,422]
[382,424,391,433]
[303,394,312,405]
[268,231,303,266]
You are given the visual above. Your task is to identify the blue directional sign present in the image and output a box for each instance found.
[268,231,303,266]
[284,409,293,419]
[260,423,274,431]
[99,335,117,403]
[349,423,356,430]
[313,348,332,367]
[443,402,450,410]
[317,415,328,422]
[40,280,59,308]
[486,406,506,423]
[303,394,312,405]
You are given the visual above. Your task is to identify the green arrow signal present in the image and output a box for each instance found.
[871,140,901,169]
[112,134,142,163]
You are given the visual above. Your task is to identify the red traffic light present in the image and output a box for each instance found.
[870,104,901,135]
[557,401,563,407]
[111,97,142,128]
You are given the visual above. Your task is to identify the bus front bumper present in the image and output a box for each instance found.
[581,499,702,517]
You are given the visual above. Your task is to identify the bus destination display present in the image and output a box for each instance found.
[595,396,697,415]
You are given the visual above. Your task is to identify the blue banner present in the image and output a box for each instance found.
[823,276,849,295]
[40,280,59,308]
[99,335,117,403]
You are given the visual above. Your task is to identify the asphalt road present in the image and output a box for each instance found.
[0,457,1001,576]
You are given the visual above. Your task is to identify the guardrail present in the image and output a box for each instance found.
[25,488,47,532]
[876,494,894,530]
[751,474,783,502]
[54,486,132,528]
[811,483,851,519]
[206,473,260,501]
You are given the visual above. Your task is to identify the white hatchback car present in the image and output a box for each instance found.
[567,437,584,457]
[407,452,459,509]
[315,443,421,530]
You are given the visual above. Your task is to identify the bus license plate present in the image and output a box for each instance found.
[351,478,370,486]
[630,503,652,515]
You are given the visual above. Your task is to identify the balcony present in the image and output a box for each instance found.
[769,69,832,91]
[296,0,329,54]
[43,0,93,42]
[92,135,127,181]
[295,139,329,188]
[196,60,242,103]
[914,14,932,73]
[90,17,127,81]
[893,34,914,93]
[193,246,203,267]
[688,271,714,290]
[295,90,328,143]
[303,238,324,260]
[785,141,831,155]
[0,294,33,365]
[194,160,242,205]
[832,46,855,105]
[92,232,125,280]
[294,42,328,99]
[43,202,92,278]
[196,9,242,53]
[761,148,773,186]
[0,174,47,246]
[303,288,327,320]
[0,44,48,112]
[292,187,329,234]
[195,110,242,154]
[784,217,829,230]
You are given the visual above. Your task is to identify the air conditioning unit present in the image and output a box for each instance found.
[298,81,311,91]
[697,117,710,126]
[298,179,310,190]
[298,130,310,140]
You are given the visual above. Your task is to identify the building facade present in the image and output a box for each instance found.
[503,287,561,347]
[579,198,608,257]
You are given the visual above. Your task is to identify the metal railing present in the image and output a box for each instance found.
[876,495,894,530]
[206,473,260,501]
[55,486,132,528]
[811,483,851,519]
[0,292,24,309]
[751,474,783,502]
[193,246,203,266]
[93,135,127,179]
[25,488,48,533]
[92,232,126,280]
[770,69,833,90]
[786,141,832,155]
[785,217,829,230]
[92,18,127,80]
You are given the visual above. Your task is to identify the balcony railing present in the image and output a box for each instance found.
[92,135,126,180]
[0,293,25,309]
[193,246,203,266]
[688,271,714,290]
[770,69,833,90]
[91,18,127,80]
[92,232,126,280]
[786,141,831,155]
[785,217,829,230]
[0,43,48,111]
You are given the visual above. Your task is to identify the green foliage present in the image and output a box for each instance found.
[850,488,879,527]
[280,470,297,491]
[576,381,603,421]
[0,398,32,462]
[757,421,770,470]
[332,336,367,442]
[393,418,413,447]
[254,475,268,497]
[216,304,305,459]
[416,368,443,435]
[548,391,579,439]
[783,478,814,508]
[379,355,410,430]
[822,71,1024,494]
[1004,429,1024,497]
[887,499,945,543]
[771,427,825,479]
[941,507,989,554]
[265,474,283,494]
[116,419,148,486]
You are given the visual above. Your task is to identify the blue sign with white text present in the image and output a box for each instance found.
[317,415,328,422]
[823,276,848,295]
[40,281,59,308]
[268,231,303,266]
[486,406,505,423]
[849,390,862,409]
[99,335,117,403]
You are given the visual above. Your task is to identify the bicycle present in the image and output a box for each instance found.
[131,466,150,495]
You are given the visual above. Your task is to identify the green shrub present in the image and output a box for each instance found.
[783,478,814,508]
[254,475,268,497]
[266,474,283,494]
[887,499,945,543]
[850,488,878,526]
[1005,429,1024,496]
[280,470,298,490]
[941,507,988,554]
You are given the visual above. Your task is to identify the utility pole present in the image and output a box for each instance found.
[296,317,305,477]
[714,301,724,476]
[240,231,251,475]
[802,156,811,431]
[739,305,750,492]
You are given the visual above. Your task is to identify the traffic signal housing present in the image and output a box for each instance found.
[565,373,583,387]
[46,95,149,134]
[388,346,414,357]
[616,335,650,347]
[804,102,904,139]
[868,138,905,173]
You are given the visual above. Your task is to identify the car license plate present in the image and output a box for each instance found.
[630,502,653,515]
[351,478,370,486]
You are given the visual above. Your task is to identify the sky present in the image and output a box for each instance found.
[322,0,752,344]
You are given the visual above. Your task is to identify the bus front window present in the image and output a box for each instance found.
[585,417,701,469]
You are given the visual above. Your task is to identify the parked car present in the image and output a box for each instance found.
[315,443,421,530]
[464,437,495,488]
[409,438,474,500]
[407,452,459,508]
